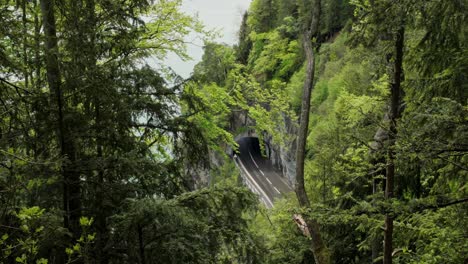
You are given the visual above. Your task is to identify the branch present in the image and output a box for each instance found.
[0,77,33,95]
[424,197,468,211]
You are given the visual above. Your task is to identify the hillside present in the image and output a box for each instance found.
[0,0,466,263]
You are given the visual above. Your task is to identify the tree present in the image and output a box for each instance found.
[2,0,467,262]
[40,0,83,242]
[383,25,404,264]
[1,0,233,262]
[350,1,408,262]
[236,11,252,64]
[193,43,236,86]
[110,184,259,263]
[295,0,331,263]
[247,0,277,33]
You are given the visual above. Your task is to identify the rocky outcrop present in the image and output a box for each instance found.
[264,115,297,187]
[187,108,298,189]
[230,109,298,187]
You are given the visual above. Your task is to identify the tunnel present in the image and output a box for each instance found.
[233,136,292,208]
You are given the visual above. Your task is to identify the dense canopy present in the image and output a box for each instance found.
[0,0,466,263]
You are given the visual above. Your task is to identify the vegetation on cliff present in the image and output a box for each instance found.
[1,0,466,263]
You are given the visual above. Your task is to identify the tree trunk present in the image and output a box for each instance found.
[138,225,146,264]
[22,0,29,89]
[295,0,330,263]
[95,102,109,264]
[370,114,389,263]
[40,0,82,241]
[80,0,109,261]
[34,0,41,90]
[383,26,405,264]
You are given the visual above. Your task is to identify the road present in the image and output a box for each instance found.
[234,137,293,208]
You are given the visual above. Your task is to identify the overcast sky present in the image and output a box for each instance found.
[164,0,252,78]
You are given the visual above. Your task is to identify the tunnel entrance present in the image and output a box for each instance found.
[235,136,271,161]
[233,136,293,208]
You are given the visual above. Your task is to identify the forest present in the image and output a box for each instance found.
[0,0,466,263]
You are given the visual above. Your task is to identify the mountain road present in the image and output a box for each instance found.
[234,137,293,208]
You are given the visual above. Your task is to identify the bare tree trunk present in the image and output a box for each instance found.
[295,30,314,210]
[295,0,330,263]
[40,0,82,241]
[383,26,405,264]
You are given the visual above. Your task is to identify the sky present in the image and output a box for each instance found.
[164,0,252,78]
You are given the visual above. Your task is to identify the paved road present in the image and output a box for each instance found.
[234,137,293,208]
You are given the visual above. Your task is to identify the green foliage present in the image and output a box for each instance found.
[0,207,63,264]
[393,206,468,264]
[184,81,236,153]
[10,207,46,262]
[249,30,301,81]
[247,79,297,147]
[299,1,467,262]
[1,0,467,263]
[238,0,467,260]
[301,33,386,208]
[193,43,236,86]
[65,217,96,263]
[109,184,260,263]
[0,0,256,262]
[249,196,310,264]
[247,0,277,33]
[236,11,253,64]
[139,0,208,60]
[397,97,468,198]
[321,0,353,34]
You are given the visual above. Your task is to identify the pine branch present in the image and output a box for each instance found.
[0,77,33,95]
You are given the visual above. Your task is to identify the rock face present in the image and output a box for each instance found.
[187,143,229,189]
[268,140,296,186]
[186,110,252,189]
[231,110,298,187]
[264,115,297,187]
[230,110,256,138]
[189,109,298,189]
